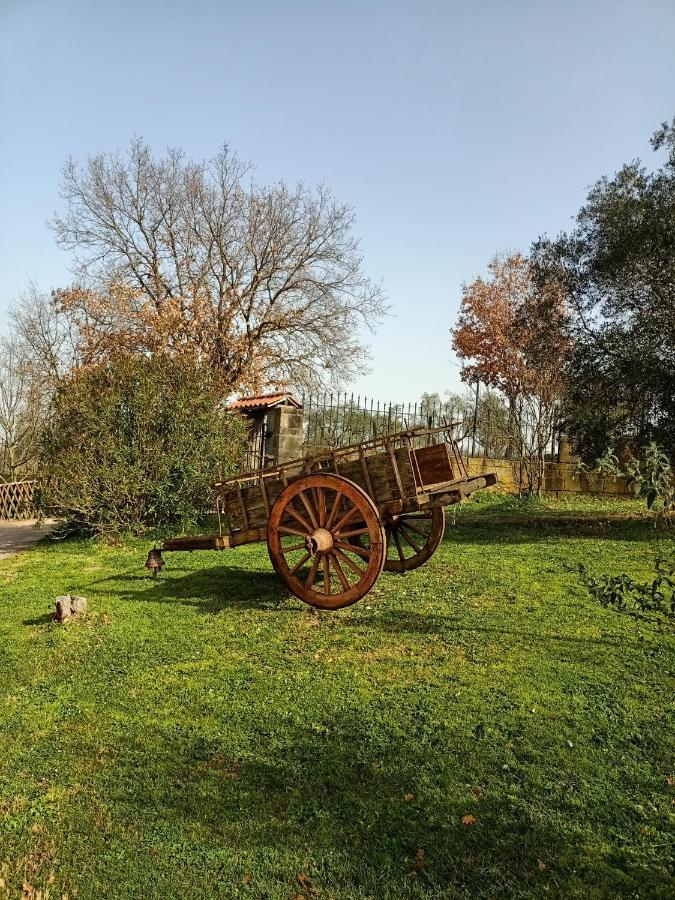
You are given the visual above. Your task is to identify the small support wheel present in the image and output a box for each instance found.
[267,474,386,610]
[384,507,445,573]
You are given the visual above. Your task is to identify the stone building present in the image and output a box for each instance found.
[229,393,304,469]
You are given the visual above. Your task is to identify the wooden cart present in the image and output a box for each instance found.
[149,425,497,610]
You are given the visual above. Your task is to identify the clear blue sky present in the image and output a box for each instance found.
[1,0,674,401]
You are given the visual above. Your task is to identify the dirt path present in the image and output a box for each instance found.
[0,519,54,560]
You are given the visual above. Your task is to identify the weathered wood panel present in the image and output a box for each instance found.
[413,443,455,488]
[220,446,417,531]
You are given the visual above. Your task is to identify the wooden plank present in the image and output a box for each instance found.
[259,475,270,518]
[385,438,405,498]
[215,423,461,488]
[230,526,268,547]
[236,482,249,528]
[163,534,230,551]
[358,448,375,499]
[413,443,455,488]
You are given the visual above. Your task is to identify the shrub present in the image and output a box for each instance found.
[578,555,675,625]
[39,354,247,536]
[574,442,673,510]
[625,442,673,510]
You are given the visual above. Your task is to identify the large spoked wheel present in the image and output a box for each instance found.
[267,474,386,610]
[383,507,445,573]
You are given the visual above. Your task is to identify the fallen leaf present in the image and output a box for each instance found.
[537,860,546,871]
[414,848,425,872]
[404,792,415,801]
[666,775,675,786]
[472,787,483,799]
[22,884,33,900]
[461,814,477,826]
[297,872,312,896]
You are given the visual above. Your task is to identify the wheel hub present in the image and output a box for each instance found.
[305,527,334,555]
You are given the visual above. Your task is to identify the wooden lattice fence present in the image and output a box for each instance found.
[0,480,37,520]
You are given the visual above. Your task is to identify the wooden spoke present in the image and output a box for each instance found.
[323,555,331,595]
[382,507,445,574]
[288,552,311,576]
[325,490,344,530]
[285,505,312,532]
[334,540,371,560]
[305,555,321,590]
[396,518,431,537]
[393,527,405,562]
[267,473,385,610]
[398,524,422,553]
[337,525,370,539]
[316,488,327,527]
[330,552,351,591]
[333,547,366,576]
[333,503,361,534]
[297,491,319,530]
[278,525,309,537]
[280,541,307,554]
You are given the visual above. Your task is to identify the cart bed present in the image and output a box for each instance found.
[216,424,486,533]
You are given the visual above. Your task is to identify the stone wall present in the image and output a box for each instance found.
[465,456,631,498]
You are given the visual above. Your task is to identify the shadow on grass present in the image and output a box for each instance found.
[87,563,291,614]
[445,516,660,545]
[98,710,659,897]
[22,612,56,626]
[364,608,626,650]
[77,511,661,626]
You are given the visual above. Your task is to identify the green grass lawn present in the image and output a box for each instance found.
[1,495,674,899]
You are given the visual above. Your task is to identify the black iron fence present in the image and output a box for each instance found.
[301,389,562,461]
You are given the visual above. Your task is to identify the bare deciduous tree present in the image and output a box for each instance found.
[0,336,45,481]
[51,139,388,391]
[8,284,79,387]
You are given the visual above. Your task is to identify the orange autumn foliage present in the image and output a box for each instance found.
[452,253,569,404]
[54,284,265,392]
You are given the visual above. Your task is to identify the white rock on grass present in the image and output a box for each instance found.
[54,595,87,623]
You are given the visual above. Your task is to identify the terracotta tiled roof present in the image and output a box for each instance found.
[229,392,302,411]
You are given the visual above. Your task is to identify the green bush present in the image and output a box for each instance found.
[578,554,675,625]
[625,442,673,510]
[39,354,247,536]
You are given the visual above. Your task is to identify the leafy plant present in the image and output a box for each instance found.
[625,442,673,510]
[572,447,620,493]
[578,554,675,623]
[594,447,620,477]
[39,353,247,537]
[575,443,673,511]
